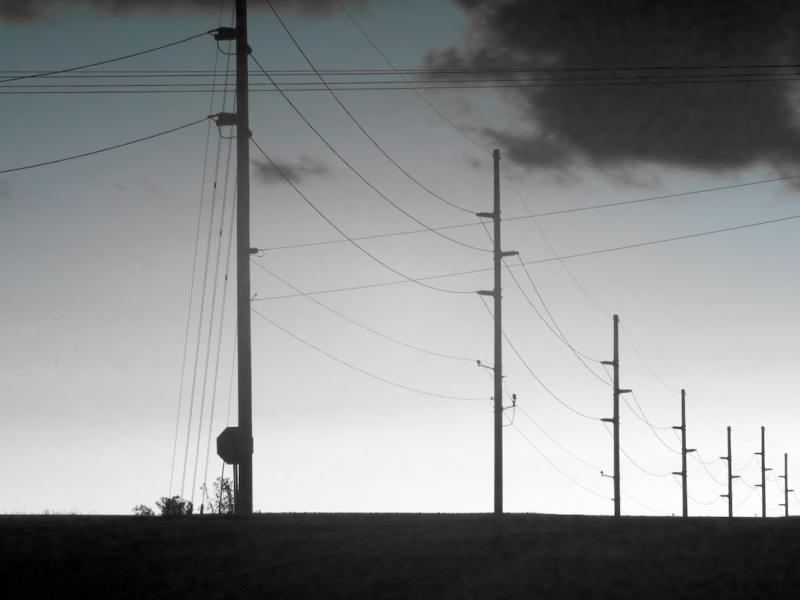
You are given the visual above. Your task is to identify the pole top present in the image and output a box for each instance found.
[493,148,501,159]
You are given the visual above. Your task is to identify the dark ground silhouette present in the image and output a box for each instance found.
[2,513,799,598]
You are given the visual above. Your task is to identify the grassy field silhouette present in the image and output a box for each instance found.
[2,513,799,598]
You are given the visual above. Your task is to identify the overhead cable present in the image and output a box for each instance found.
[248,52,491,253]
[0,31,213,84]
[250,137,475,295]
[0,118,208,174]
[251,307,485,402]
[253,212,800,301]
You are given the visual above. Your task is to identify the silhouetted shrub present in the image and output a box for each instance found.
[155,496,193,517]
[203,477,235,515]
[132,504,154,517]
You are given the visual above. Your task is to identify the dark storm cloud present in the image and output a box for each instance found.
[252,155,329,184]
[426,0,800,172]
[0,0,365,21]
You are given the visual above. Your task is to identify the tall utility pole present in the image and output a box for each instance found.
[672,389,696,517]
[779,453,792,517]
[601,315,631,517]
[755,426,768,518]
[477,149,517,515]
[214,0,253,516]
[720,426,738,518]
[234,0,254,517]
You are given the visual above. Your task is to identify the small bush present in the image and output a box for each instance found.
[155,496,193,517]
[203,477,235,515]
[132,504,154,517]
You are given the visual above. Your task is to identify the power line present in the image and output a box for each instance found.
[0,31,213,84]
[479,295,602,421]
[190,16,234,507]
[257,173,800,252]
[690,451,728,486]
[180,132,223,499]
[250,258,477,362]
[248,52,491,254]
[502,163,612,318]
[733,453,758,473]
[501,253,611,387]
[170,122,216,499]
[511,423,609,501]
[336,0,490,154]
[619,394,681,456]
[513,254,607,366]
[250,307,485,402]
[250,136,475,295]
[263,0,478,215]
[686,490,721,507]
[601,423,673,478]
[179,35,232,499]
[734,486,757,507]
[253,212,800,301]
[5,61,800,77]
[5,73,798,87]
[516,405,601,473]
[5,76,800,94]
[0,118,208,174]
[201,141,236,510]
[620,490,671,516]
[169,29,229,497]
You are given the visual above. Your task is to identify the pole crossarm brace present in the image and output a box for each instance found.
[212,26,237,40]
[212,26,251,53]
[211,112,238,127]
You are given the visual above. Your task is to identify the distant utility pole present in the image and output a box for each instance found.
[779,453,792,517]
[213,0,253,516]
[755,426,769,518]
[672,389,695,517]
[477,149,517,515]
[719,426,739,518]
[601,315,630,517]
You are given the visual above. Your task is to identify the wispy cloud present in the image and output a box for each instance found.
[252,155,330,184]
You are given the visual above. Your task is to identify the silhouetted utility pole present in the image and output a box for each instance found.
[213,0,253,516]
[477,149,517,515]
[779,453,792,517]
[755,426,768,518]
[601,315,630,517]
[719,426,738,517]
[672,389,695,517]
